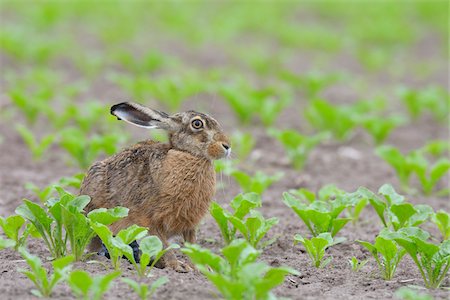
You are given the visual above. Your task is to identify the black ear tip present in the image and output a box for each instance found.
[110,102,129,116]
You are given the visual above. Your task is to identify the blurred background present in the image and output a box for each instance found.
[0,0,448,199]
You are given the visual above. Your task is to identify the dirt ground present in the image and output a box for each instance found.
[0,9,449,300]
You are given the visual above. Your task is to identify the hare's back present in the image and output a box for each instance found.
[81,140,171,211]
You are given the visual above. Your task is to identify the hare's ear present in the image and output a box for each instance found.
[111,102,178,131]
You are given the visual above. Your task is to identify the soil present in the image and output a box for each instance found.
[0,11,449,300]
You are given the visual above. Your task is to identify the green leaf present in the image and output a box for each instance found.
[116,224,148,244]
[390,203,417,229]
[69,270,93,297]
[231,193,261,219]
[0,237,15,249]
[331,218,351,237]
[92,270,121,300]
[378,184,404,205]
[0,215,25,242]
[210,202,231,243]
[87,207,129,225]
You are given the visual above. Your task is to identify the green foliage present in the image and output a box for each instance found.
[230,131,255,161]
[18,248,74,298]
[90,222,148,270]
[111,72,206,112]
[122,277,169,300]
[210,193,278,248]
[304,99,358,141]
[413,157,450,196]
[230,170,283,195]
[359,184,433,231]
[16,190,128,260]
[376,145,418,192]
[388,227,449,289]
[0,214,36,250]
[432,210,450,241]
[358,230,407,280]
[395,287,434,300]
[68,270,121,300]
[25,173,85,203]
[398,85,449,122]
[376,142,450,196]
[182,239,299,300]
[269,129,329,170]
[59,127,124,169]
[132,236,179,277]
[294,233,344,268]
[16,125,56,160]
[348,256,368,272]
[0,236,16,249]
[288,185,368,225]
[279,70,342,98]
[283,192,352,237]
[219,82,291,126]
[358,115,405,145]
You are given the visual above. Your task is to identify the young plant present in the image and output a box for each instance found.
[294,233,345,268]
[16,125,56,160]
[0,215,37,250]
[16,190,128,260]
[279,70,342,98]
[413,156,450,196]
[357,231,406,280]
[210,193,278,248]
[432,210,450,241]
[122,277,169,300]
[182,239,299,300]
[304,99,358,141]
[18,248,74,298]
[230,170,283,195]
[348,256,368,272]
[90,222,148,270]
[269,129,329,169]
[230,131,255,161]
[111,72,205,111]
[377,145,450,195]
[219,82,291,126]
[283,192,352,237]
[59,127,124,169]
[344,192,369,225]
[358,115,405,145]
[358,184,433,231]
[398,85,449,123]
[68,270,121,300]
[25,173,85,203]
[130,235,179,277]
[289,185,368,225]
[375,145,418,193]
[388,227,449,289]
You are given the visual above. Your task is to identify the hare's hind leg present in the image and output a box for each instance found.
[182,229,196,244]
[182,229,198,271]
[154,229,192,273]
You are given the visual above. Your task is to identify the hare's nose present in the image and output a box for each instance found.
[222,143,230,150]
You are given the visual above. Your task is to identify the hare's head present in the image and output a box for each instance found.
[111,102,231,160]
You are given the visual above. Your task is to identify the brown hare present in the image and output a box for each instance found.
[80,102,231,272]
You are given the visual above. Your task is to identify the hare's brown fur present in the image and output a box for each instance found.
[80,102,230,272]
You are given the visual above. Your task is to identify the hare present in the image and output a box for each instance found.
[80,102,231,272]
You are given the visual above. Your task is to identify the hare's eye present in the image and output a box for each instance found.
[191,119,204,129]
